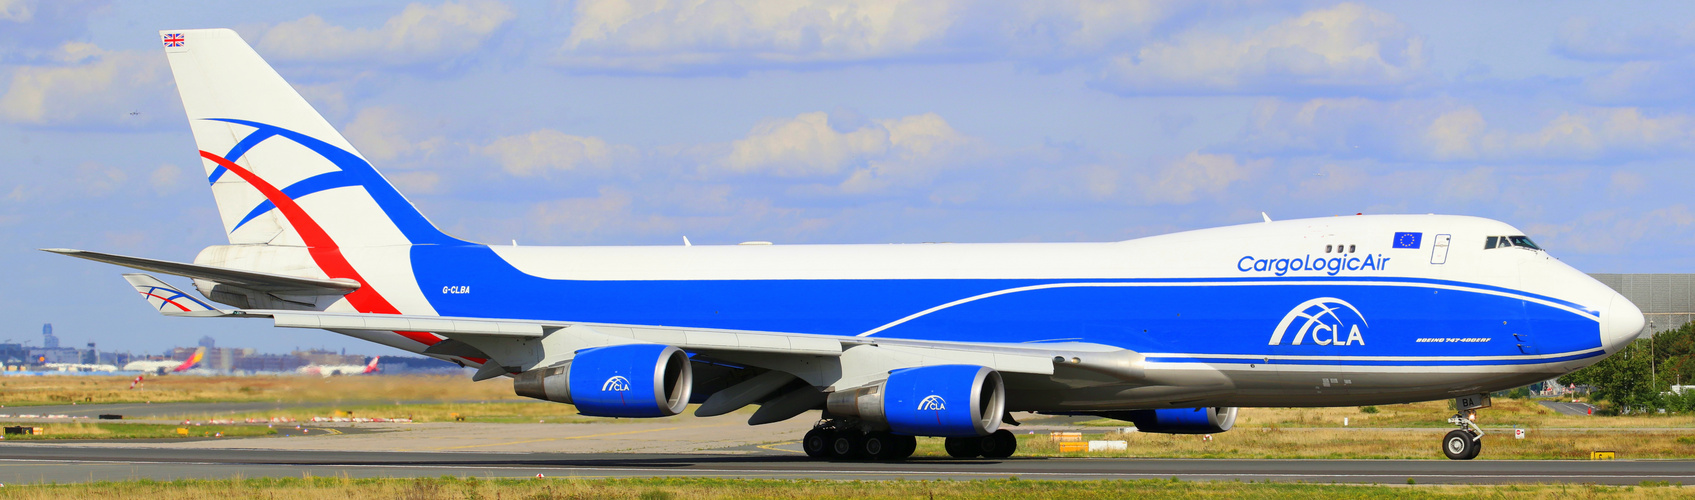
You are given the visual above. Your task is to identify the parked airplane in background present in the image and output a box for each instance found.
[300,356,380,377]
[51,29,1645,461]
[121,346,205,375]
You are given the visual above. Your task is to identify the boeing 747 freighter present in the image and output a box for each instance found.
[51,29,1645,461]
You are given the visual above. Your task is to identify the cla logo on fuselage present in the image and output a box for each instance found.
[1269,298,1368,346]
[917,395,946,411]
[602,376,631,392]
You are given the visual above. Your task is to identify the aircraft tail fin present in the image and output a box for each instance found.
[364,356,381,374]
[159,29,462,248]
[175,346,207,372]
[123,273,228,317]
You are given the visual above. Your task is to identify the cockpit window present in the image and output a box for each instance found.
[1485,235,1542,251]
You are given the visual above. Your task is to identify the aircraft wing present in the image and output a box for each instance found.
[45,248,359,295]
[113,273,1141,387]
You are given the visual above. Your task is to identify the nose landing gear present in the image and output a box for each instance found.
[1441,394,1490,460]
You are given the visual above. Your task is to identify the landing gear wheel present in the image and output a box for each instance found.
[979,429,1018,459]
[862,432,903,460]
[944,436,982,458]
[1442,430,1478,460]
[891,435,918,460]
[830,430,865,459]
[802,428,831,459]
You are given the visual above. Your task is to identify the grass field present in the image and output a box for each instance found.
[0,477,1686,499]
[1079,399,1695,429]
[171,401,605,424]
[0,375,520,406]
[0,422,275,440]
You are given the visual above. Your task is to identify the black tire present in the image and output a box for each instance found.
[891,435,918,460]
[1442,430,1477,460]
[944,436,982,458]
[1464,433,1483,460]
[802,428,831,459]
[862,432,900,460]
[980,429,1017,459]
[830,430,864,459]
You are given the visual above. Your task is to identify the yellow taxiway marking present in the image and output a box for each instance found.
[426,425,697,451]
[756,440,804,454]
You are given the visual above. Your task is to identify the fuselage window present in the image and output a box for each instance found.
[1326,245,1333,253]
[1348,244,1355,253]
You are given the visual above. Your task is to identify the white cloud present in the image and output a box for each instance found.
[1096,3,1427,96]
[256,0,514,67]
[554,0,1217,73]
[1527,205,1695,255]
[148,164,183,195]
[1241,98,1695,162]
[721,111,977,193]
[560,0,962,72]
[0,43,170,126]
[342,106,448,163]
[1138,152,1262,204]
[480,129,635,176]
[1553,17,1695,62]
[0,0,34,22]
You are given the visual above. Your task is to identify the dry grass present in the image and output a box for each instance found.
[0,422,275,440]
[1079,399,1695,429]
[171,401,603,424]
[0,375,522,406]
[0,477,1687,499]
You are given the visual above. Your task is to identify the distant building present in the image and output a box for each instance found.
[27,347,81,364]
[0,343,25,365]
[293,349,364,366]
[198,336,216,348]
[232,353,308,372]
[41,323,58,348]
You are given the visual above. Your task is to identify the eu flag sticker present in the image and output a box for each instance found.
[1392,232,1422,249]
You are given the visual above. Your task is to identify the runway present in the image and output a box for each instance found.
[1,445,1691,485]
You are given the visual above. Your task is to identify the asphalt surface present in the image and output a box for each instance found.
[1,445,1691,485]
[1540,401,1599,416]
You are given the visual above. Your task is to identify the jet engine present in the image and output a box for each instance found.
[826,364,1004,437]
[1120,407,1237,434]
[513,344,693,417]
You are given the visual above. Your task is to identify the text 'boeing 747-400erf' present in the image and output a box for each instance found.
[49,29,1647,461]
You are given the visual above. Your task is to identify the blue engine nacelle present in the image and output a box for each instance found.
[512,344,693,417]
[1120,407,1238,434]
[826,364,1004,437]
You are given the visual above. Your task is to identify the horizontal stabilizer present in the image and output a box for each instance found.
[122,274,227,317]
[45,248,359,295]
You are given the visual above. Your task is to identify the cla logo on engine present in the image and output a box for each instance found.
[1268,297,1368,346]
[917,395,946,411]
[602,376,631,392]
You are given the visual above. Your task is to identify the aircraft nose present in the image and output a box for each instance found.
[1601,293,1645,352]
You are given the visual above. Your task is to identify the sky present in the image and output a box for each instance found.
[4,0,1695,356]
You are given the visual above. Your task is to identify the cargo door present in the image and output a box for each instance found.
[1429,234,1451,264]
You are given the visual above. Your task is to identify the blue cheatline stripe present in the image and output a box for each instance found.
[1146,349,1607,367]
[956,275,1599,318]
[229,172,360,232]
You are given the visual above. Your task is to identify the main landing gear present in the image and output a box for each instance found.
[800,420,1019,460]
[1441,394,1490,460]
